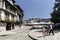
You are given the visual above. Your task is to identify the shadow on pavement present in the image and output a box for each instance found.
[28,34,37,40]
[29,27,42,30]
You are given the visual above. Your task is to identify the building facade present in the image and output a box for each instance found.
[0,0,23,31]
[24,18,50,23]
[24,18,53,28]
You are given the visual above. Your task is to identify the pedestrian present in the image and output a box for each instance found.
[42,25,48,37]
[48,24,54,35]
[45,27,49,36]
[42,27,46,37]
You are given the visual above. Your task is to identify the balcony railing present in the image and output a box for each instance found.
[7,9,16,14]
[3,8,16,15]
[5,17,10,22]
[5,17,16,23]
[12,19,16,23]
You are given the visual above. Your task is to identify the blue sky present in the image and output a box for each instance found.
[15,0,55,19]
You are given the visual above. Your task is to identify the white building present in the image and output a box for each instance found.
[24,18,54,28]
[0,0,24,31]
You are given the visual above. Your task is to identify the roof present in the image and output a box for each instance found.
[12,0,16,3]
[4,0,17,10]
[14,5,23,12]
[3,0,15,2]
[14,5,24,16]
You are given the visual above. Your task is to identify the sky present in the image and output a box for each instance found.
[15,0,55,19]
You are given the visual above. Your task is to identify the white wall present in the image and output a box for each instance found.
[14,24,19,29]
[16,16,19,22]
[3,1,5,9]
[1,11,5,21]
[0,2,2,8]
[14,16,16,22]
[0,23,6,31]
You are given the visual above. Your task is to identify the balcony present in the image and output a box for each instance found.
[11,19,16,23]
[6,9,16,15]
[5,17,10,22]
[3,8,16,16]
[5,17,16,23]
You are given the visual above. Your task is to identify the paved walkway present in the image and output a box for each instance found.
[28,29,60,40]
[0,27,21,36]
[1,26,60,40]
[0,26,32,40]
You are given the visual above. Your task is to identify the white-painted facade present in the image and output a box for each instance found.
[0,2,2,8]
[0,0,23,31]
[1,11,5,21]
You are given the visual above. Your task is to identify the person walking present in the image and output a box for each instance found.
[42,25,48,36]
[42,27,46,37]
[45,27,49,36]
[48,24,54,35]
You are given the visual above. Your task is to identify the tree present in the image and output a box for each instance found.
[50,0,60,23]
[51,10,60,23]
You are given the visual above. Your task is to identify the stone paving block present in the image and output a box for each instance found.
[29,29,60,40]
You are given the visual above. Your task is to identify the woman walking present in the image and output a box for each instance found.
[42,25,48,36]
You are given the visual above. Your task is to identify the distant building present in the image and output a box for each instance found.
[0,0,24,31]
[24,18,50,23]
[23,18,54,28]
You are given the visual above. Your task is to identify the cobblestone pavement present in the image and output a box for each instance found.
[38,32,60,40]
[0,25,60,40]
[0,26,32,40]
[29,29,60,40]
